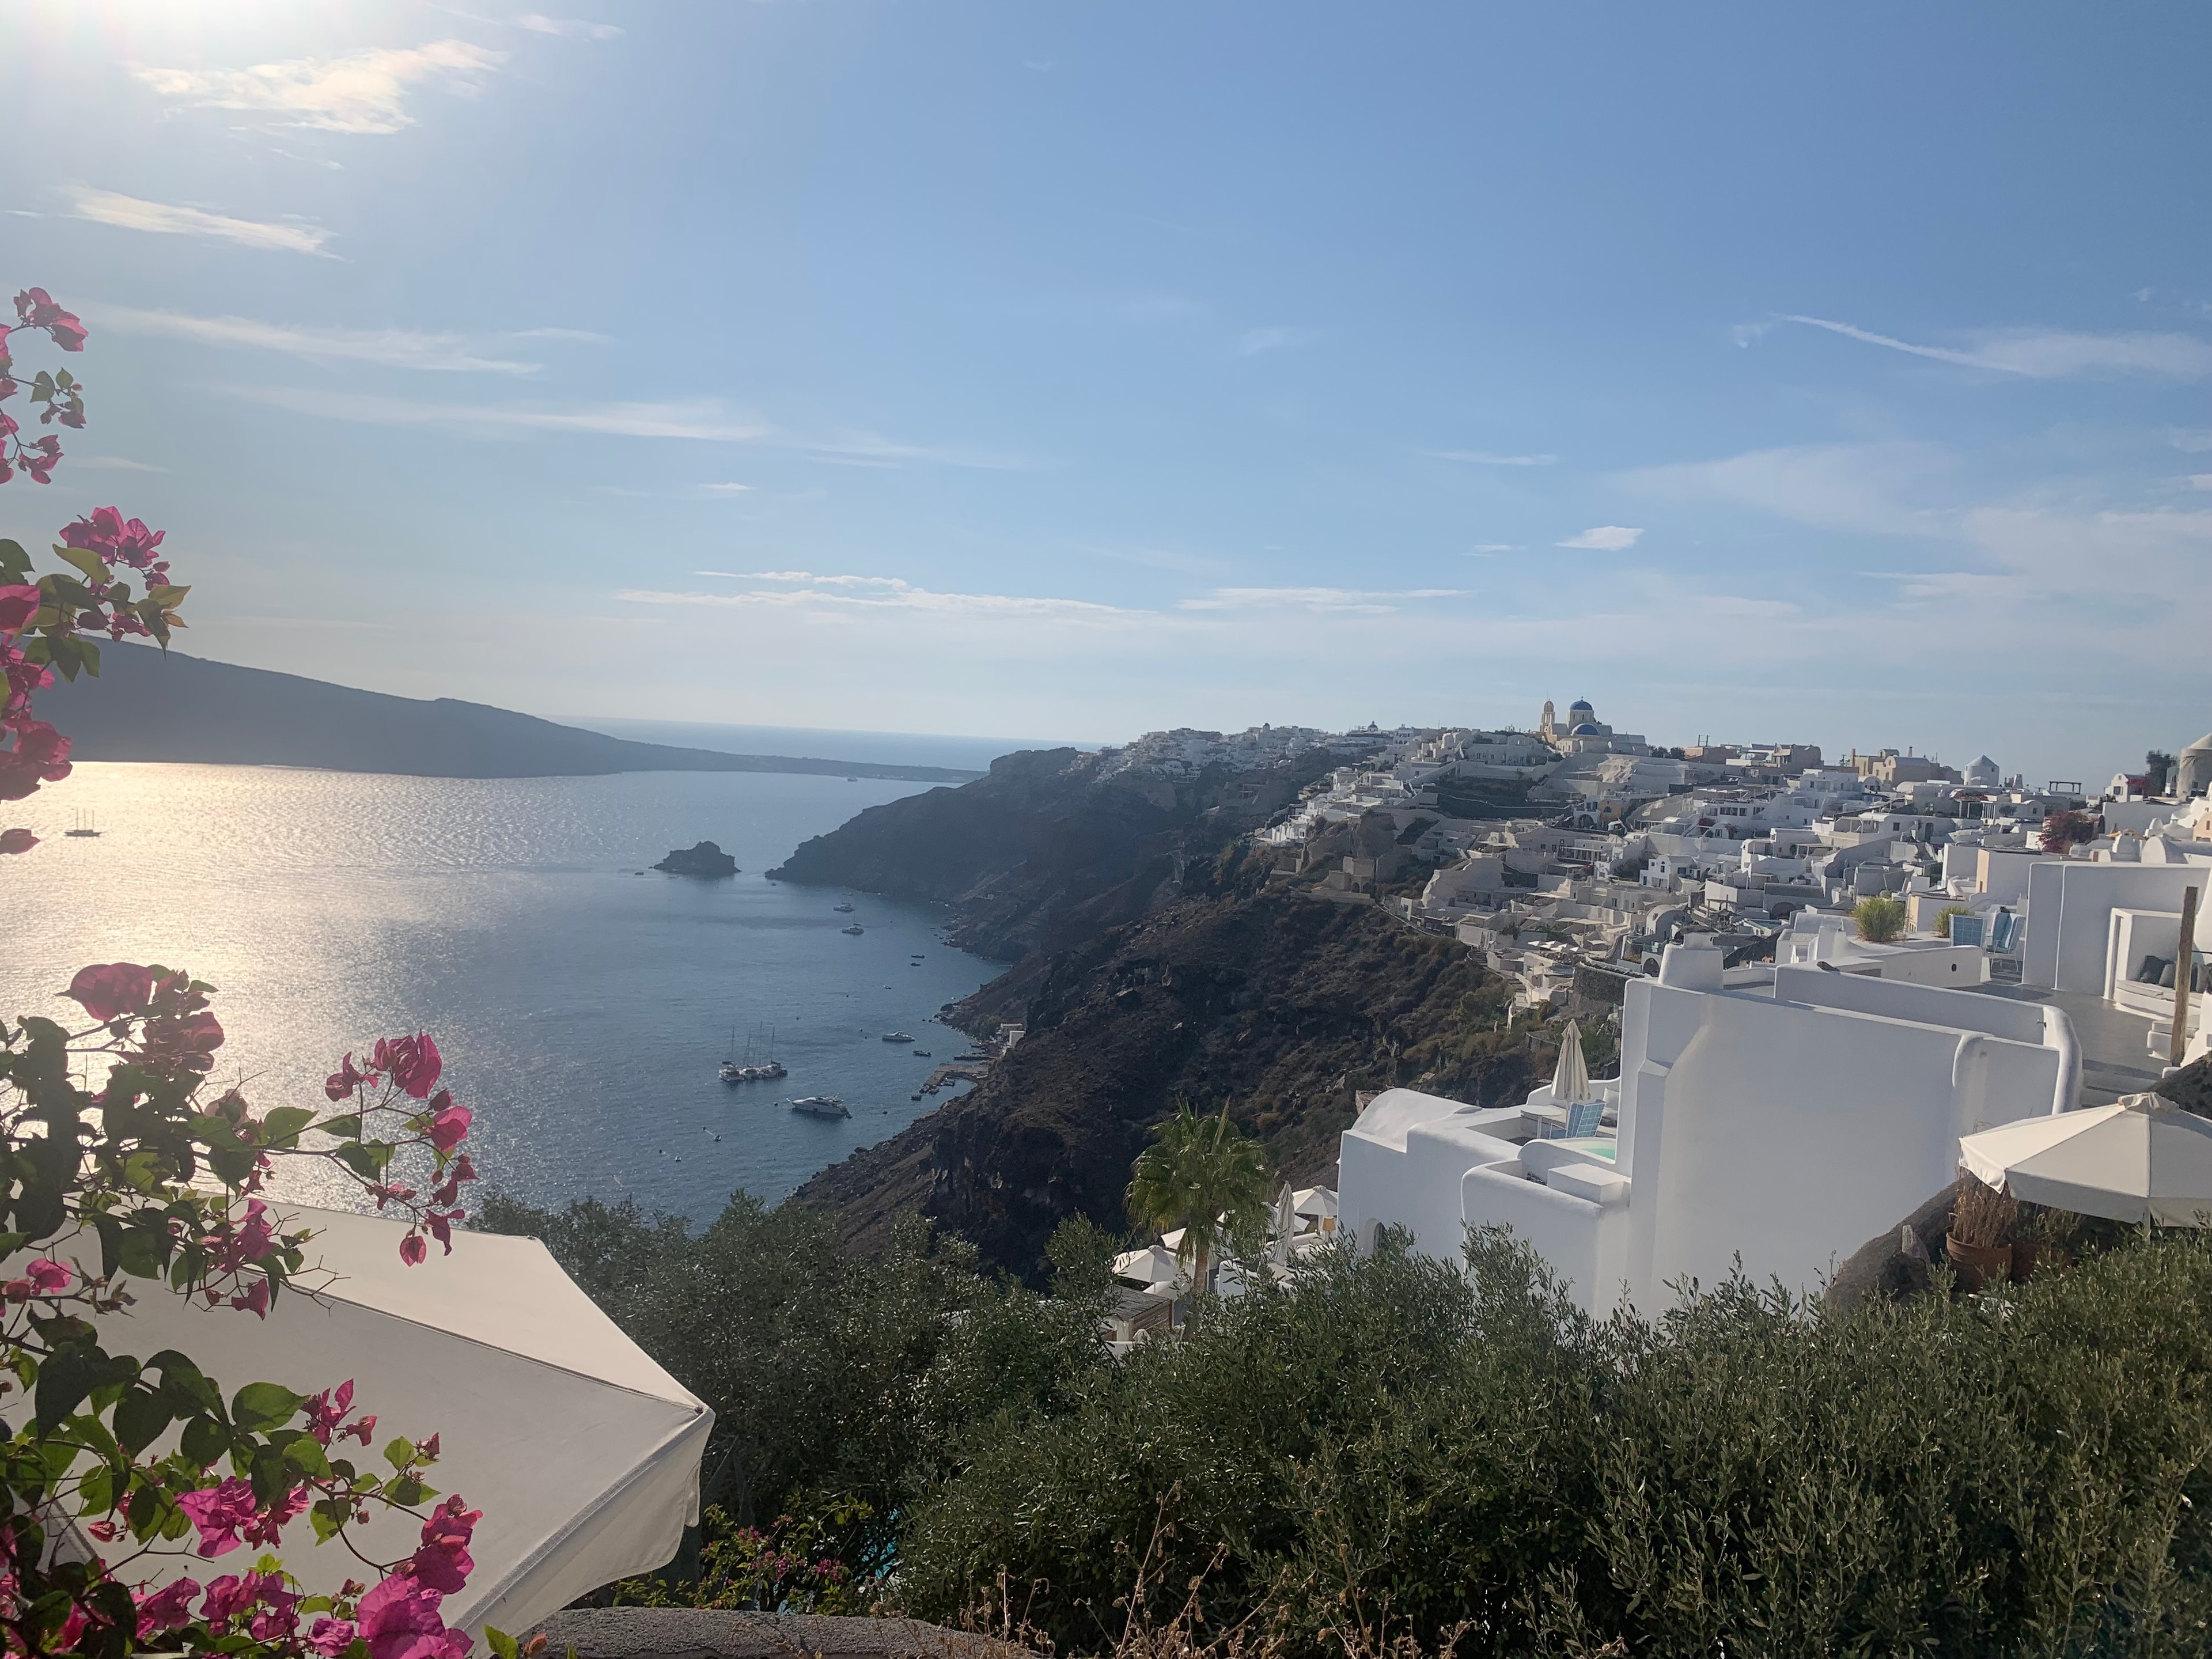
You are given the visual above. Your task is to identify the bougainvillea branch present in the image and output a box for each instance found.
[1,286,500,1659]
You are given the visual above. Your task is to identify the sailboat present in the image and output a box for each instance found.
[65,810,99,839]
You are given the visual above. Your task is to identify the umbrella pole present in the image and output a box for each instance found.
[2172,885,2201,1070]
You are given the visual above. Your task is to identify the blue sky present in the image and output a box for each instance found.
[5,2,2208,783]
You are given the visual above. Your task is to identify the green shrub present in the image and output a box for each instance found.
[1853,893,1908,943]
[1936,903,1972,940]
[901,1229,2212,1658]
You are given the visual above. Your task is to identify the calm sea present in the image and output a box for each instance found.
[0,764,999,1218]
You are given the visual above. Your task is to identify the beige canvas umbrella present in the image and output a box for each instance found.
[81,1205,711,1638]
[1552,1019,1591,1104]
[1959,1096,2212,1225]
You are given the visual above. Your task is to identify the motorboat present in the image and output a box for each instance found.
[881,1032,914,1043]
[912,1050,931,1058]
[789,1095,849,1119]
[842,923,865,935]
[834,903,855,913]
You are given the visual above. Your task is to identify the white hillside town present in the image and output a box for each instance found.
[1113,706,2212,1324]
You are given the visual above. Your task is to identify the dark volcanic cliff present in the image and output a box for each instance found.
[793,846,1544,1282]
[768,746,1334,961]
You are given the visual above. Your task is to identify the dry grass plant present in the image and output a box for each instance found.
[1950,1168,2018,1249]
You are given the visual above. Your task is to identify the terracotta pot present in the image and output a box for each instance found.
[1946,1234,2013,1290]
[2010,1240,2040,1283]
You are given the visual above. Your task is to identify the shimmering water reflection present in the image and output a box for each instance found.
[0,764,996,1217]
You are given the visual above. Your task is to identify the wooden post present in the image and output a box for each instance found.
[2172,884,2202,1069]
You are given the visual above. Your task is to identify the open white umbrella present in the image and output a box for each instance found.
[1291,1187,1338,1222]
[88,1205,711,1637]
[1959,1096,2212,1225]
[1552,1019,1591,1105]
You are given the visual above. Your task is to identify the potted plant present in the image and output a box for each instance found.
[1946,1169,2016,1289]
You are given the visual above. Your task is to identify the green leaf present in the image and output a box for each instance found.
[258,1107,317,1146]
[112,1388,172,1456]
[310,1498,347,1544]
[54,545,107,586]
[486,1628,520,1659]
[384,1475,429,1506]
[35,1346,96,1434]
[0,540,31,582]
[383,1436,416,1472]
[230,1381,304,1434]
[179,1415,228,1469]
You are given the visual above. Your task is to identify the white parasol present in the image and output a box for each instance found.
[82,1205,711,1638]
[1959,1096,2212,1226]
[1552,1019,1591,1104]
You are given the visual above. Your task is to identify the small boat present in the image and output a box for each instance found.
[882,1032,914,1044]
[65,810,99,839]
[912,1050,931,1058]
[842,923,865,935]
[955,1052,987,1062]
[789,1095,849,1119]
[834,903,855,914]
[911,1093,922,1101]
[846,777,859,783]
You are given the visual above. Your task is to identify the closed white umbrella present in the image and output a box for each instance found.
[88,1205,711,1637]
[1267,1183,1294,1265]
[1552,1019,1591,1105]
[1959,1096,2212,1225]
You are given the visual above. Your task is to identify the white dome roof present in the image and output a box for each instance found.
[2187,732,2212,754]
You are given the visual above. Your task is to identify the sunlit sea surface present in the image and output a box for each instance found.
[0,764,998,1218]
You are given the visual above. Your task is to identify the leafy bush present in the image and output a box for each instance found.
[1853,894,1908,943]
[473,1191,1112,1578]
[898,1229,2212,1658]
[1936,903,1972,940]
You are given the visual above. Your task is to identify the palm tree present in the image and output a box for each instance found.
[1126,1099,1272,1301]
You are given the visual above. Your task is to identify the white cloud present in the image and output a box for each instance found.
[228,385,768,440]
[2173,430,2212,454]
[626,573,1150,628]
[516,15,623,39]
[1179,586,1464,615]
[73,456,166,472]
[1555,526,1643,551]
[2190,475,2212,492]
[700,483,753,495]
[1784,315,2212,381]
[1468,543,1515,554]
[98,306,537,374]
[132,40,506,135]
[62,190,331,255]
[1622,441,1952,537]
[506,327,612,343]
[1237,327,1315,356]
[225,387,1027,467]
[1428,450,1558,467]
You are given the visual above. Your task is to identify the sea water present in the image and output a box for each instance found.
[0,764,999,1219]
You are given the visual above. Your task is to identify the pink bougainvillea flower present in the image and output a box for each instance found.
[138,1007,225,1073]
[201,1569,288,1627]
[373,1032,442,1100]
[242,1483,309,1548]
[307,1617,361,1657]
[25,1257,71,1294]
[344,1412,378,1445]
[430,1153,477,1207]
[62,507,165,571]
[229,1277,271,1318]
[428,1100,472,1154]
[177,1478,259,1557]
[85,1519,119,1543]
[407,1495,480,1594]
[358,1573,468,1659]
[325,1051,375,1101]
[305,1379,356,1445]
[0,828,36,856]
[63,961,156,1022]
[0,585,39,637]
[132,1578,202,1635]
[399,1230,428,1267]
[14,289,87,350]
[0,718,71,800]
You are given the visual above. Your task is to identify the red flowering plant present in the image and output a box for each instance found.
[0,291,516,1659]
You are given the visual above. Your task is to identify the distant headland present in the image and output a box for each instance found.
[39,645,986,784]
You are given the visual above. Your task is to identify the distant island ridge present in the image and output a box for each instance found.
[37,644,1044,783]
[571,718,1100,777]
